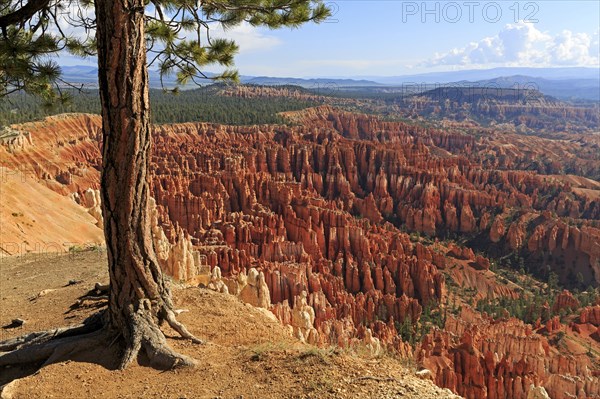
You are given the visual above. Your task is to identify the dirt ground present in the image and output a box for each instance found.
[0,250,460,399]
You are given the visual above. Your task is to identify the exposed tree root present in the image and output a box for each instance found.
[164,308,204,344]
[66,283,110,311]
[0,299,203,375]
[94,283,109,293]
[0,312,103,353]
[117,301,199,370]
[0,324,105,368]
[72,295,109,309]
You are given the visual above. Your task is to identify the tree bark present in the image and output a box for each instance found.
[94,0,199,369]
[1,0,201,376]
[96,0,164,329]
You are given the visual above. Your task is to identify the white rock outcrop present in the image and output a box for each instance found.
[207,266,229,294]
[149,197,200,281]
[290,291,318,344]
[363,328,382,356]
[82,188,103,228]
[238,268,271,309]
[527,385,551,399]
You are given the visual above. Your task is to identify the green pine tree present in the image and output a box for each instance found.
[0,0,330,370]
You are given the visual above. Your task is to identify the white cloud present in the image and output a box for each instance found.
[592,31,600,59]
[427,22,599,67]
[550,30,597,65]
[212,23,282,54]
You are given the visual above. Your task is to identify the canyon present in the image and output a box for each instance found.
[1,107,598,398]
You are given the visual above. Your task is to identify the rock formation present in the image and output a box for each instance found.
[238,268,271,309]
[207,266,229,294]
[418,308,599,399]
[552,290,580,314]
[527,385,551,399]
[80,188,103,228]
[2,108,598,399]
[579,306,600,326]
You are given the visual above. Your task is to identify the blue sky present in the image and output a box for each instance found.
[61,1,600,77]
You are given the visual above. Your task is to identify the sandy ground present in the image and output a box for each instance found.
[0,251,461,399]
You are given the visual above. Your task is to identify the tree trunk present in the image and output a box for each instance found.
[0,0,201,376]
[96,0,164,330]
[94,0,200,369]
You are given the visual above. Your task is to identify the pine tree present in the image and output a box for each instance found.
[0,0,330,370]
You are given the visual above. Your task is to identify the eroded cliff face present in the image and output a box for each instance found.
[399,88,600,136]
[0,114,103,196]
[144,108,600,399]
[418,308,599,399]
[147,117,446,354]
[2,108,599,398]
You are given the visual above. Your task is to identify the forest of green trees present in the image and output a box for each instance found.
[0,85,318,126]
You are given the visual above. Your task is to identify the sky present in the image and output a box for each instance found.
[59,1,600,78]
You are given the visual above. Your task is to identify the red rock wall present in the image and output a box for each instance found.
[3,109,599,398]
[418,308,599,399]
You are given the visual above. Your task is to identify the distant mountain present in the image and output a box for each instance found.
[57,65,600,101]
[413,86,555,103]
[326,69,600,101]
[360,67,600,84]
[60,66,99,84]
[240,76,383,87]
[399,85,599,133]
[59,66,382,88]
[462,75,600,101]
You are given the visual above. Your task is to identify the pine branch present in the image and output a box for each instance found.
[0,0,52,29]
